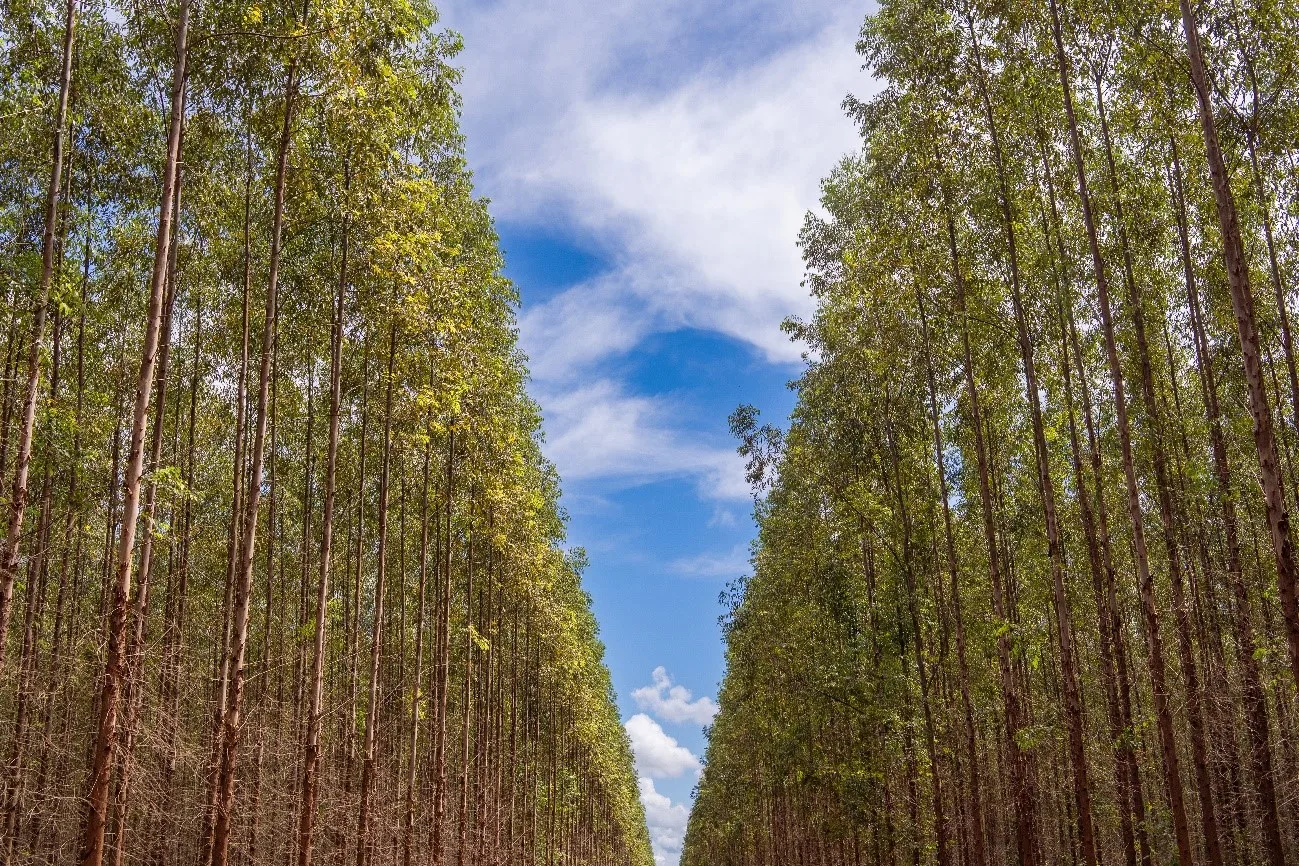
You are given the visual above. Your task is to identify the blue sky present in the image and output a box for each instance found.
[436,1,874,862]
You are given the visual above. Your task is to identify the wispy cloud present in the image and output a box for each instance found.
[441,0,870,496]
[633,666,719,726]
[538,379,748,500]
[668,542,750,580]
[534,25,864,360]
[706,506,738,528]
[518,277,655,383]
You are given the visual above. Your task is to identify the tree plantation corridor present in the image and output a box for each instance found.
[4,0,1299,865]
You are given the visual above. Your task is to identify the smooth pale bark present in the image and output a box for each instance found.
[202,106,256,866]
[930,164,987,866]
[432,428,454,866]
[983,108,1097,866]
[1036,136,1146,866]
[78,4,189,862]
[402,434,432,866]
[109,165,184,866]
[964,22,1042,862]
[457,529,475,866]
[356,321,397,866]
[880,354,949,866]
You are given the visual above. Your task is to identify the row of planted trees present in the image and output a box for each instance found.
[685,0,1299,864]
[0,0,653,864]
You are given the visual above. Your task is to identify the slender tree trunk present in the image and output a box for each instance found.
[210,42,301,866]
[932,165,988,866]
[432,428,454,866]
[297,202,348,866]
[1036,139,1144,866]
[457,528,475,866]
[1179,0,1299,696]
[109,164,185,866]
[78,4,188,862]
[1169,142,1288,866]
[202,99,256,866]
[1045,5,1194,861]
[1090,74,1223,866]
[0,0,77,671]
[402,432,432,866]
[356,320,396,866]
[989,112,1097,866]
[964,22,1043,862]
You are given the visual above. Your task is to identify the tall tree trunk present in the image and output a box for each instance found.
[78,3,189,861]
[964,21,1042,862]
[1179,0,1299,696]
[0,0,77,671]
[1170,142,1288,866]
[457,528,475,866]
[1045,4,1194,860]
[297,202,348,866]
[991,111,1098,865]
[432,428,454,866]
[203,100,256,866]
[209,41,301,866]
[402,432,432,866]
[933,164,989,866]
[109,165,185,866]
[356,320,397,866]
[1091,72,1222,865]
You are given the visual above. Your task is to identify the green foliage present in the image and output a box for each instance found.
[0,0,650,862]
[686,0,1299,863]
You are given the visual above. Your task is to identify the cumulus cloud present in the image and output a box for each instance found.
[538,26,864,360]
[640,777,690,866]
[625,713,702,778]
[707,506,738,528]
[633,667,719,726]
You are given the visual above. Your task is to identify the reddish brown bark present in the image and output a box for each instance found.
[1046,4,1194,860]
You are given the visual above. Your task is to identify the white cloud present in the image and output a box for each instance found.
[625,713,702,778]
[640,776,690,866]
[518,278,655,383]
[633,666,719,726]
[440,0,874,495]
[539,26,865,360]
[668,542,750,580]
[538,379,748,500]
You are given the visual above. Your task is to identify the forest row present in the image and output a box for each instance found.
[0,1,653,865]
[686,0,1299,865]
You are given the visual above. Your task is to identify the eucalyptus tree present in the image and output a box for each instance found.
[686,0,1299,863]
[0,0,652,863]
